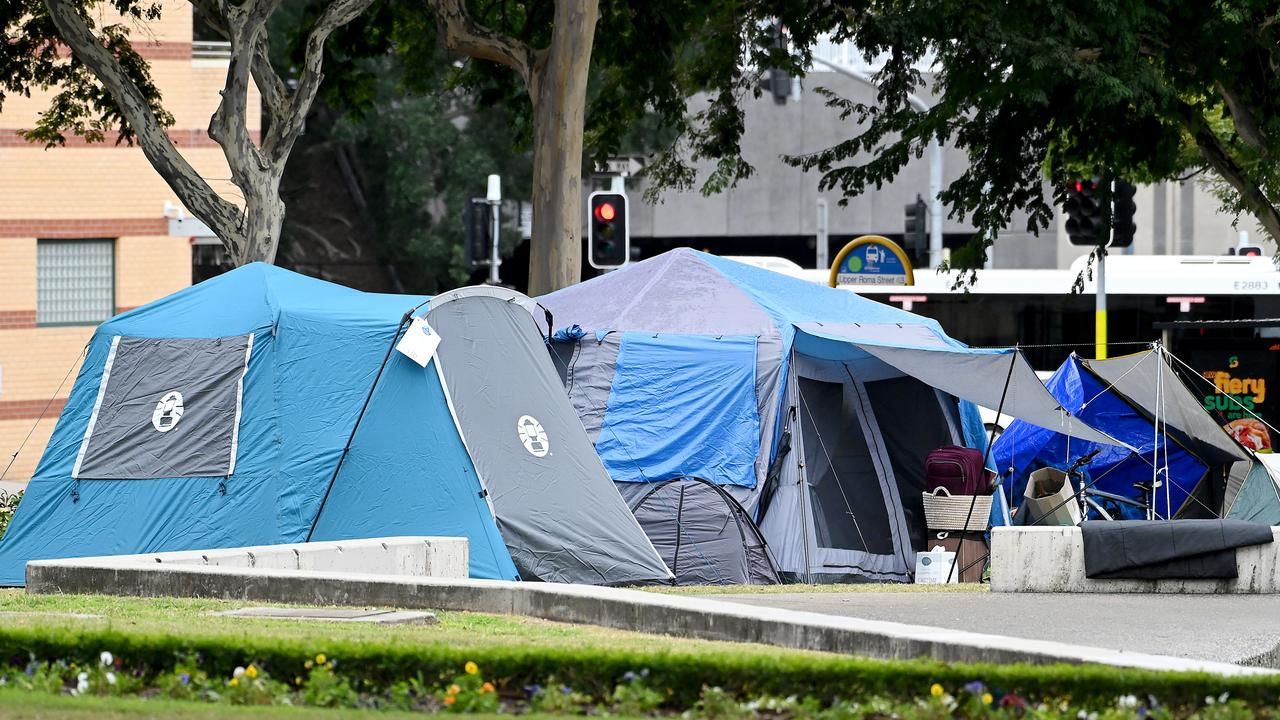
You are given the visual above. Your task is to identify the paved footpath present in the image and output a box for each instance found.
[705,591,1280,668]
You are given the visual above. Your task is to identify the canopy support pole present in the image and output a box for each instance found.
[947,348,1017,583]
[306,303,426,542]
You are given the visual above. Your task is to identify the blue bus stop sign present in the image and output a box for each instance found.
[829,235,915,287]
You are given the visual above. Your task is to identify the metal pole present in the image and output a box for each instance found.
[810,57,944,269]
[927,138,943,269]
[1095,179,1114,360]
[816,198,829,270]
[1095,248,1107,359]
[486,174,502,285]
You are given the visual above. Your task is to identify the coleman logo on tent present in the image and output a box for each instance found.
[517,415,549,457]
[152,390,184,433]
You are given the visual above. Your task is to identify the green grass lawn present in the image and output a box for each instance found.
[0,589,835,661]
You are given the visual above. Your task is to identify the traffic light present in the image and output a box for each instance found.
[1239,246,1265,257]
[903,195,927,253]
[464,198,493,267]
[1064,179,1109,246]
[1111,180,1137,248]
[588,191,629,269]
[767,23,790,104]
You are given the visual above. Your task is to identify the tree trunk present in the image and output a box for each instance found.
[526,0,598,296]
[238,173,286,264]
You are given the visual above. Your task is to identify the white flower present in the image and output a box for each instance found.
[105,672,117,686]
[1205,696,1216,706]
[1219,692,1231,704]
[233,666,246,679]
[75,672,90,695]
[99,651,113,667]
[1078,711,1089,720]
[1118,695,1139,709]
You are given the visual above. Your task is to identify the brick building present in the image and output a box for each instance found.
[0,1,257,487]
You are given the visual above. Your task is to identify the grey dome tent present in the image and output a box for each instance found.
[627,477,780,586]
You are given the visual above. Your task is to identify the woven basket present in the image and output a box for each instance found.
[922,487,992,532]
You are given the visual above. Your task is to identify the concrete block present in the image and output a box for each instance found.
[991,526,1280,593]
[43,537,468,580]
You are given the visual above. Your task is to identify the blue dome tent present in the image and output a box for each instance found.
[0,265,671,586]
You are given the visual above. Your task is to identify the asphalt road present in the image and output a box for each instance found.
[706,591,1280,667]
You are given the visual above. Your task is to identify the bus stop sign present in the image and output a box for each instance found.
[829,235,915,287]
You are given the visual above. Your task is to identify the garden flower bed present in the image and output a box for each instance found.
[0,621,1277,718]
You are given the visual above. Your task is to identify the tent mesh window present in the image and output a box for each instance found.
[798,377,894,555]
[37,239,114,326]
[629,477,780,586]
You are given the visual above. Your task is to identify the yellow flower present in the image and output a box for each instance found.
[481,682,495,694]
[983,693,994,705]
[464,661,479,676]
[448,684,461,695]
[315,654,327,666]
[444,695,457,706]
[930,684,944,697]
[245,665,259,679]
[228,678,239,688]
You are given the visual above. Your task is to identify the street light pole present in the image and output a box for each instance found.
[486,174,502,285]
[809,56,944,269]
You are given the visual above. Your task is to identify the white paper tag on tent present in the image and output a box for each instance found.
[395,316,441,367]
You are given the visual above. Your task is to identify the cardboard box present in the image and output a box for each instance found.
[1022,467,1083,526]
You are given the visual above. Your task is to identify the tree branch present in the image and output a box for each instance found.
[189,0,290,128]
[1182,103,1280,242]
[208,0,276,182]
[261,0,378,164]
[43,0,246,255]
[1215,80,1271,155]
[426,0,533,85]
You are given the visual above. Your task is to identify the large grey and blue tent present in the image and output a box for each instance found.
[540,249,1119,582]
[0,265,671,586]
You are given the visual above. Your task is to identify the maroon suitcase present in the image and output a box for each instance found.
[925,446,991,495]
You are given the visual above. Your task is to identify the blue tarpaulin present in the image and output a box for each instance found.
[993,355,1205,520]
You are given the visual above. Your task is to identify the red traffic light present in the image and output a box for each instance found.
[593,202,617,222]
[1241,246,1264,256]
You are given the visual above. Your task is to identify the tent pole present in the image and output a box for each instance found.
[947,348,1018,583]
[305,306,422,542]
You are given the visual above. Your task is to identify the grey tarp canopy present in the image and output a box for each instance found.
[625,477,780,586]
[426,287,672,585]
[793,323,1127,447]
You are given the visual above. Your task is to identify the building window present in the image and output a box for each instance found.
[192,16,231,60]
[37,239,115,326]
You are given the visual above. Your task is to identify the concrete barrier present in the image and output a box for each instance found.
[24,538,1272,676]
[34,537,469,580]
[991,526,1280,593]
